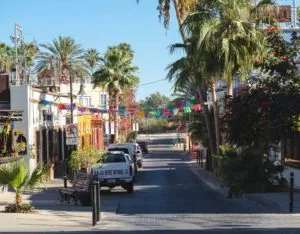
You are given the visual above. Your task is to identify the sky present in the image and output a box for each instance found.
[0,0,183,101]
[0,0,299,101]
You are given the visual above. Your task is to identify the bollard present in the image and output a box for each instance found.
[92,183,97,226]
[206,148,211,171]
[200,150,203,168]
[289,172,294,213]
[95,181,100,221]
[63,174,67,188]
[197,150,200,165]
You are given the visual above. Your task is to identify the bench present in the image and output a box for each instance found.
[58,172,94,206]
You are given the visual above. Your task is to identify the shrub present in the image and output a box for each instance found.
[220,146,287,198]
[69,147,104,171]
[126,131,138,142]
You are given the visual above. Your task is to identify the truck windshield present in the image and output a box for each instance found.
[108,148,129,154]
[103,154,126,163]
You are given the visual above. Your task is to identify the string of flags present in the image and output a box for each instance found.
[30,98,108,114]
[30,97,202,118]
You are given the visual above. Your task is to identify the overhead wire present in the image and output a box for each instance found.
[137,79,166,87]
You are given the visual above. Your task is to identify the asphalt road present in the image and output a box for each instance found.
[96,135,300,233]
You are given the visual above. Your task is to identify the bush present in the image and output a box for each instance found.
[139,118,176,134]
[69,147,104,171]
[126,131,138,142]
[219,146,286,198]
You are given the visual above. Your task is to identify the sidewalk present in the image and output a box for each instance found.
[0,178,119,232]
[0,178,67,207]
[185,153,300,213]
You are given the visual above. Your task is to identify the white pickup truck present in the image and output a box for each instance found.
[92,151,135,193]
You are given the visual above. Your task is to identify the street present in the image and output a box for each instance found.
[98,134,300,233]
[1,134,300,233]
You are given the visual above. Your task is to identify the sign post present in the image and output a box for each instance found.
[65,124,78,145]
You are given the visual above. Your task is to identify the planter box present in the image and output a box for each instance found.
[78,190,92,206]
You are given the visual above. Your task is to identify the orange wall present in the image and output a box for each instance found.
[78,114,104,150]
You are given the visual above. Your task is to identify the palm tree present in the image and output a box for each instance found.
[36,36,88,122]
[0,43,13,74]
[167,39,217,154]
[19,42,39,83]
[92,43,139,143]
[190,0,264,96]
[85,48,101,75]
[0,162,48,211]
[170,0,264,153]
[137,0,197,42]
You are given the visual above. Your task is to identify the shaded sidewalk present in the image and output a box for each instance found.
[0,178,120,232]
[186,154,300,213]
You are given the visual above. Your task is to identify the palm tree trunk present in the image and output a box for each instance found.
[172,0,217,154]
[211,80,220,154]
[115,92,119,143]
[15,190,22,207]
[197,87,216,155]
[108,92,113,143]
[227,79,233,97]
[108,111,112,143]
[173,0,187,44]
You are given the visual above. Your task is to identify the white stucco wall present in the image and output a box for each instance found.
[10,85,30,145]
[60,83,108,109]
[60,82,109,130]
[10,85,73,170]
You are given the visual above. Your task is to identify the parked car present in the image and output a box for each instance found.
[118,142,143,168]
[92,151,135,193]
[137,141,149,154]
[132,143,143,168]
[108,144,138,172]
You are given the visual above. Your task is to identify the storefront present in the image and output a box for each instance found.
[0,110,23,162]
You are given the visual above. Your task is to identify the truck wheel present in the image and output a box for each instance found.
[126,183,134,193]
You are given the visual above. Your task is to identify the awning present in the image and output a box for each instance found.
[0,110,23,122]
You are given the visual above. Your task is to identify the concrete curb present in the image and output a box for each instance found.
[184,153,285,212]
[185,158,228,197]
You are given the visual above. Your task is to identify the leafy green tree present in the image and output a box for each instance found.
[225,28,300,149]
[0,162,48,212]
[139,92,170,111]
[92,43,139,142]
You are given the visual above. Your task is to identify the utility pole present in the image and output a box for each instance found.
[70,73,74,124]
[13,24,22,84]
